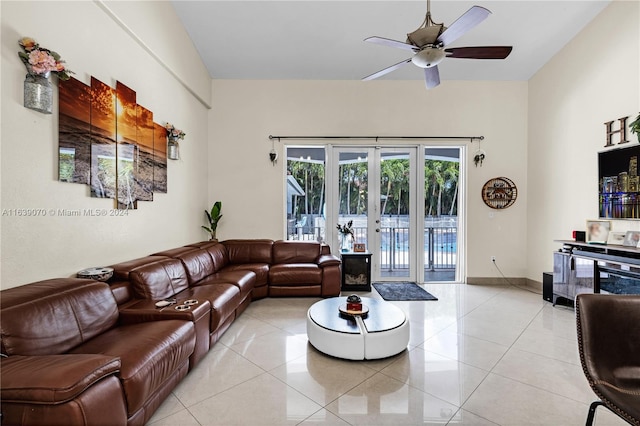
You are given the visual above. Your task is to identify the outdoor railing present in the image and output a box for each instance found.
[289,225,457,271]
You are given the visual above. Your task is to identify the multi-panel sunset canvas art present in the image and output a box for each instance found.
[90,77,117,200]
[58,76,169,209]
[58,78,91,185]
[136,105,155,201]
[153,122,168,194]
[115,81,138,210]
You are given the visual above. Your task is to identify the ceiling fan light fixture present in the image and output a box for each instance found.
[412,48,445,68]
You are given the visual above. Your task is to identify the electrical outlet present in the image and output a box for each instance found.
[491,256,496,263]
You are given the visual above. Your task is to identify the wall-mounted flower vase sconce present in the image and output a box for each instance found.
[24,72,53,114]
[165,123,185,160]
[18,37,72,114]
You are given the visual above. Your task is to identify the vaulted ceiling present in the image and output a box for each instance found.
[172,1,610,82]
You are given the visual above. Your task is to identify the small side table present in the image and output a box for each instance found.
[341,252,372,292]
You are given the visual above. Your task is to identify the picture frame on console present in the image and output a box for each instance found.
[353,243,366,253]
[607,231,626,245]
[623,230,640,247]
[586,220,611,244]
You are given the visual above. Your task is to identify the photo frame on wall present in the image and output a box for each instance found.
[586,220,611,244]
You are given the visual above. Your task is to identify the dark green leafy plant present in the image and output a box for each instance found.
[630,113,640,142]
[202,201,222,240]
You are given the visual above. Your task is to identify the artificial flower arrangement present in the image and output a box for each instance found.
[18,37,72,80]
[336,220,354,237]
[165,123,186,140]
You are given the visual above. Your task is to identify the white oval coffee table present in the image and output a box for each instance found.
[306,297,409,360]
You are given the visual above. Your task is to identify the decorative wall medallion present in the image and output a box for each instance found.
[481,177,517,209]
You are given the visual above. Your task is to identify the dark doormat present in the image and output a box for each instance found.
[372,282,438,301]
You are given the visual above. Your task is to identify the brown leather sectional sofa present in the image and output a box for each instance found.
[0,239,341,426]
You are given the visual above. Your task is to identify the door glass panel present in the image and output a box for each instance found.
[325,145,463,283]
[424,148,459,281]
[338,151,368,251]
[379,150,411,279]
[286,146,326,242]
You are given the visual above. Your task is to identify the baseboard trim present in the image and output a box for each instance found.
[466,277,543,293]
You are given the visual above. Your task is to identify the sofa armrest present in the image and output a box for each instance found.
[317,254,341,268]
[1,354,121,404]
[118,298,210,325]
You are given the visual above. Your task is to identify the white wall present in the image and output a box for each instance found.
[0,1,211,289]
[527,0,640,281]
[209,80,528,280]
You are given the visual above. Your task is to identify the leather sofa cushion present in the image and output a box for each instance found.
[203,243,230,271]
[1,374,127,426]
[198,270,256,300]
[223,263,269,287]
[1,279,119,356]
[129,258,189,300]
[1,354,121,403]
[182,284,242,331]
[223,239,273,264]
[109,281,132,305]
[70,319,195,417]
[269,264,322,285]
[175,249,216,284]
[272,241,320,264]
[151,246,196,258]
[269,285,321,297]
[109,256,166,281]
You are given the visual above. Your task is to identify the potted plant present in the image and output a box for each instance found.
[202,201,223,241]
[630,113,640,143]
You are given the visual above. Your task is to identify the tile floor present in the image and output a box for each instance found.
[147,284,626,426]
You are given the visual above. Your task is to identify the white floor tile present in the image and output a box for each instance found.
[188,373,322,425]
[145,284,607,426]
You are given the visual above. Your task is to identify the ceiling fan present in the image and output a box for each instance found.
[362,0,513,89]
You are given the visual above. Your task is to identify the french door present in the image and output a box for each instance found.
[328,147,417,282]
[286,144,464,283]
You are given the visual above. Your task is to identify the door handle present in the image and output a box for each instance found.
[376,220,380,224]
[376,228,380,232]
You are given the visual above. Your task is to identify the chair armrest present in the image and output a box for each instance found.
[1,354,120,403]
[317,254,341,268]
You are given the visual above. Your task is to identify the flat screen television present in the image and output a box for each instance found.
[599,144,640,218]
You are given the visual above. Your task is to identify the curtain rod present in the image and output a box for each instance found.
[269,135,484,141]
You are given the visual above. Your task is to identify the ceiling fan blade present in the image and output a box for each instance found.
[437,6,491,47]
[445,46,513,59]
[362,58,412,81]
[424,66,440,89]
[364,36,418,52]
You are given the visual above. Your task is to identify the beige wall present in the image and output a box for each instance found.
[3,1,636,289]
[527,0,640,281]
[210,80,528,280]
[0,1,211,288]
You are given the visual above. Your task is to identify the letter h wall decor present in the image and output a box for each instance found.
[58,76,168,210]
